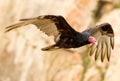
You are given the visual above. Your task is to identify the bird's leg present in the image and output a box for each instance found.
[41,44,59,51]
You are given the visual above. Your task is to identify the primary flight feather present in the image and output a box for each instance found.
[5,15,114,62]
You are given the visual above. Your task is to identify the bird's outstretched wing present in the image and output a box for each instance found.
[84,23,114,62]
[5,15,76,38]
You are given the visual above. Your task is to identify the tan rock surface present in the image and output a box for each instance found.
[0,0,120,81]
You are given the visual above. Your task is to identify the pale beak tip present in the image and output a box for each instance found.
[95,42,98,45]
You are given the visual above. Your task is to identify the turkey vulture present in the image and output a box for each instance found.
[5,15,114,62]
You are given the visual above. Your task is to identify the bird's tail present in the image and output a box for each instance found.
[41,44,59,51]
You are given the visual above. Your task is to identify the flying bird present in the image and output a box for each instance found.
[5,15,114,62]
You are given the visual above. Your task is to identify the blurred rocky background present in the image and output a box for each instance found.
[0,0,120,81]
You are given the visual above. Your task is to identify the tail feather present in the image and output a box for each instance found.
[41,44,59,51]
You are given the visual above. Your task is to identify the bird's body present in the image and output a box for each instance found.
[5,15,114,62]
[55,32,90,48]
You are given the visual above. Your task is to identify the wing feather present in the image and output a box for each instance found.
[110,37,114,49]
[101,36,107,62]
[95,37,102,61]
[105,37,111,61]
[89,44,97,56]
[5,15,76,38]
[87,23,114,61]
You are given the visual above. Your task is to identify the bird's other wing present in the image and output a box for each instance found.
[5,15,76,38]
[84,23,114,62]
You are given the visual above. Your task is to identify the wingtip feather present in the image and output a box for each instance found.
[110,37,114,49]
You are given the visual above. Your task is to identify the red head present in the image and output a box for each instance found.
[88,36,97,45]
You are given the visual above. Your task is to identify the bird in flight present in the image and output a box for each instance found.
[5,15,114,62]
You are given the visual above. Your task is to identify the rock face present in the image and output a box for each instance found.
[0,0,120,81]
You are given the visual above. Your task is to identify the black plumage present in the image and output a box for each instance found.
[5,15,114,62]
